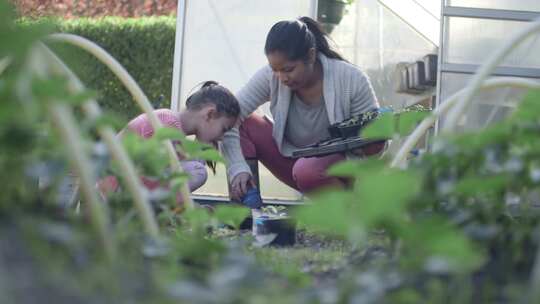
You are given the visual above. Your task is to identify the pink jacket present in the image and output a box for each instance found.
[98,109,208,200]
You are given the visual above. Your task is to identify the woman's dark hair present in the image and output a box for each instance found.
[185,81,239,174]
[185,80,240,118]
[264,16,346,62]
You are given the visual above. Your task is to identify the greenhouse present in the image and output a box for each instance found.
[1,0,540,303]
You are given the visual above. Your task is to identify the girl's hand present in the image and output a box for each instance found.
[230,172,256,201]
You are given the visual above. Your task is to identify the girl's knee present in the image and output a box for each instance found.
[182,161,208,191]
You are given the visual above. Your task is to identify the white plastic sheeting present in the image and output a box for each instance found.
[331,0,438,108]
[174,0,312,112]
[445,18,540,69]
[378,0,440,46]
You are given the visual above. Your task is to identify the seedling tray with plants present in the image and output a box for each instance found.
[328,109,379,139]
[293,109,385,158]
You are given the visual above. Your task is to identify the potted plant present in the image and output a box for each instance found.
[327,108,380,139]
[317,0,356,34]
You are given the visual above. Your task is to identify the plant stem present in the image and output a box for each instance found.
[48,103,116,261]
[0,56,11,75]
[40,44,160,238]
[47,33,195,210]
[529,235,540,302]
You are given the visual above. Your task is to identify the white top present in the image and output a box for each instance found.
[221,53,379,179]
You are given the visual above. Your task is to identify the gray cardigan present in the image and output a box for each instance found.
[221,53,379,179]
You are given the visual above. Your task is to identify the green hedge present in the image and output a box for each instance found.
[42,17,177,120]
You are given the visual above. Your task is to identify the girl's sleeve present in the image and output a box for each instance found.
[221,66,272,180]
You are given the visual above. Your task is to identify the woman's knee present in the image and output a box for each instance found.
[240,114,273,159]
[292,156,345,192]
[292,160,326,192]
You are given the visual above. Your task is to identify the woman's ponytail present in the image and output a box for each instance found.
[298,16,345,61]
[264,16,346,62]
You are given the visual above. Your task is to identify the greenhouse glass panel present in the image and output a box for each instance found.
[448,0,540,12]
[444,17,540,68]
[331,0,437,109]
[439,73,524,131]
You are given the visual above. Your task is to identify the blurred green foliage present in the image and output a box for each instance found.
[19,16,176,120]
[4,0,540,302]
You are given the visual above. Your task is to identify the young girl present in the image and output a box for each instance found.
[99,81,240,202]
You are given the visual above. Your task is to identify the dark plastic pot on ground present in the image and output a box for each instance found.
[317,0,348,34]
[254,216,297,246]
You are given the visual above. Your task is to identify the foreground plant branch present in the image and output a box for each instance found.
[47,33,194,209]
[48,103,116,261]
[39,44,160,238]
[0,56,11,75]
[24,47,116,260]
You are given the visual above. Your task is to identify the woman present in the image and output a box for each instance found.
[222,16,384,200]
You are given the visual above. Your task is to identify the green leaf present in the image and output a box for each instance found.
[173,232,225,262]
[294,191,357,236]
[121,134,168,176]
[154,127,185,141]
[511,89,540,122]
[178,137,206,155]
[402,219,485,273]
[453,175,509,196]
[213,205,249,230]
[191,149,225,163]
[356,168,421,227]
[182,207,212,232]
[397,111,429,136]
[65,89,99,106]
[170,174,189,192]
[361,113,394,139]
[450,124,510,151]
[31,76,69,101]
[93,113,126,130]
[327,159,386,178]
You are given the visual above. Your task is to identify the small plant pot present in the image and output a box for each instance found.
[254,216,297,247]
[317,0,348,34]
[337,123,362,138]
[328,124,342,138]
[328,110,380,139]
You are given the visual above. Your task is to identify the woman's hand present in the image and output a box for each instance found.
[230,172,256,201]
